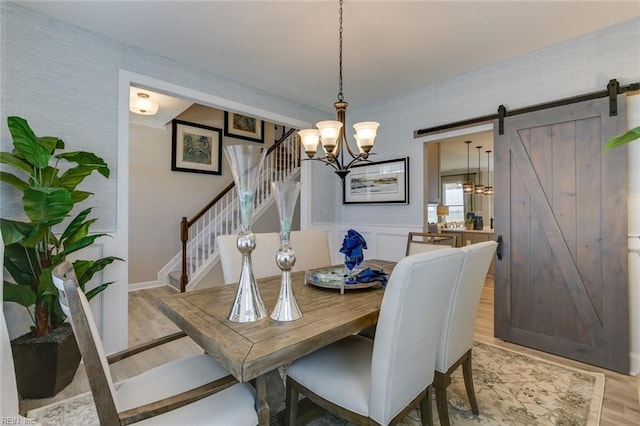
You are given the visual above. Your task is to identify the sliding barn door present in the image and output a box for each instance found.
[494,96,629,373]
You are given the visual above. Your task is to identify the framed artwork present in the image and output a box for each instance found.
[171,119,222,175]
[224,111,265,143]
[343,157,409,204]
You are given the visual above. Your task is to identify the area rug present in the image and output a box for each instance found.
[27,342,604,425]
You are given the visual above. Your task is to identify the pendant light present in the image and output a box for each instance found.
[298,0,379,182]
[474,146,485,194]
[463,141,474,193]
[484,150,494,195]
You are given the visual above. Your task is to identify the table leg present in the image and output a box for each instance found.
[255,374,270,425]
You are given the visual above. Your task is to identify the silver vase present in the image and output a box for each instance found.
[225,145,268,323]
[270,181,303,321]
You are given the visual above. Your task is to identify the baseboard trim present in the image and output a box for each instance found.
[630,351,640,376]
[128,281,165,291]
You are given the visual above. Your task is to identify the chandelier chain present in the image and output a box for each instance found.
[338,0,344,102]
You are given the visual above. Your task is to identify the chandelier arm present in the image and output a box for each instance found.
[302,156,342,172]
[342,132,360,159]
[343,155,369,170]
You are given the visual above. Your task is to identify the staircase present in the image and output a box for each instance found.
[161,130,300,291]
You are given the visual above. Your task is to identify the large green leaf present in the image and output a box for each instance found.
[63,219,97,248]
[70,190,92,203]
[0,219,32,245]
[7,116,51,168]
[59,166,102,191]
[23,187,73,226]
[85,282,114,301]
[56,151,110,178]
[0,152,34,176]
[20,224,49,248]
[604,125,640,151]
[38,136,64,154]
[3,243,36,287]
[0,171,29,191]
[73,257,122,287]
[3,282,36,308]
[53,234,110,263]
[60,208,92,242]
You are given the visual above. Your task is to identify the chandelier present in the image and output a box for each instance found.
[298,0,380,181]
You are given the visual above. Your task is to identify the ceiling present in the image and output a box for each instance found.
[18,1,640,114]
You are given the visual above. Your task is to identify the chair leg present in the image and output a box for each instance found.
[434,372,450,426]
[419,384,434,426]
[285,376,299,426]
[462,350,479,415]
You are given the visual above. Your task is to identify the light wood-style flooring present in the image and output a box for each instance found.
[20,279,640,425]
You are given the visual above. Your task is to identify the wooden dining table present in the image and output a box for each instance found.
[157,259,395,425]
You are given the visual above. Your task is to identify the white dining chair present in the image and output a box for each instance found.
[216,232,281,285]
[217,229,332,286]
[289,229,331,272]
[406,232,457,256]
[52,261,258,425]
[434,240,497,426]
[285,248,465,426]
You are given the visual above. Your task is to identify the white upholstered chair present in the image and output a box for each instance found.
[216,232,281,285]
[434,240,497,426]
[217,229,332,285]
[289,229,331,272]
[405,232,457,256]
[52,261,258,425]
[285,248,465,426]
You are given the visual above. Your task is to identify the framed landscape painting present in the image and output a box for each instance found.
[171,119,223,175]
[224,111,265,143]
[343,157,409,204]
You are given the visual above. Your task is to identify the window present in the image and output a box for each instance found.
[441,175,468,223]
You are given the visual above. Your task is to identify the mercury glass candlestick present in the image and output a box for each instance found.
[225,144,268,323]
[270,181,303,321]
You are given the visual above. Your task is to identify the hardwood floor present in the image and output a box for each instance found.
[20,280,640,425]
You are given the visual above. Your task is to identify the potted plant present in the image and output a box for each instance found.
[1,116,121,398]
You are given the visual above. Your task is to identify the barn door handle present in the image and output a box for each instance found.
[496,235,503,261]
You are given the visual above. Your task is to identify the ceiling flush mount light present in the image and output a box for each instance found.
[463,141,474,194]
[130,92,158,115]
[474,146,485,195]
[484,150,494,195]
[298,0,379,182]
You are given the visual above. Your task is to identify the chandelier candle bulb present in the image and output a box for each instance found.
[353,121,379,153]
[316,120,343,154]
[298,129,320,158]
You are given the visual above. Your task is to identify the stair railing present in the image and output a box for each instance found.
[179,128,299,291]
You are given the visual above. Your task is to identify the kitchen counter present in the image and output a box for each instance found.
[441,227,494,234]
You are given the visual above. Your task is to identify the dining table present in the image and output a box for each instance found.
[157,259,395,426]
